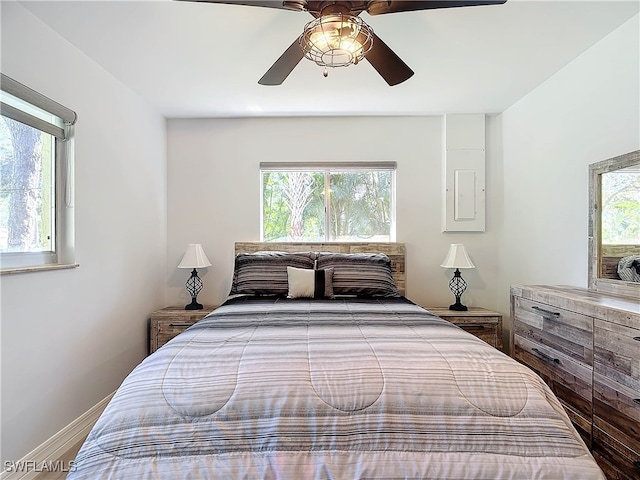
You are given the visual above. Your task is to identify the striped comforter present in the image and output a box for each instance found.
[67,296,604,479]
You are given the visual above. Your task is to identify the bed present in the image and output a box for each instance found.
[67,242,604,479]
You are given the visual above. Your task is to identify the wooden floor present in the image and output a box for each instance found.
[32,436,85,480]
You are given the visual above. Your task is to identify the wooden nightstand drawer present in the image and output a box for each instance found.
[445,318,498,346]
[149,306,216,354]
[426,307,503,350]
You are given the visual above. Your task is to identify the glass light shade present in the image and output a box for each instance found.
[299,14,374,68]
[440,244,475,269]
[178,244,212,269]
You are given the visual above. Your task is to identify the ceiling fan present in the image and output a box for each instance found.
[178,1,507,86]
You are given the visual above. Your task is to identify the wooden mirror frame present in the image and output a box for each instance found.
[588,149,640,297]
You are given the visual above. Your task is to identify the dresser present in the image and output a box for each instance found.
[148,306,217,354]
[427,307,503,350]
[510,285,640,480]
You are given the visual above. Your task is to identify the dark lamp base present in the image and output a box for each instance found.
[449,302,468,312]
[185,300,203,310]
[447,269,469,312]
[184,269,204,310]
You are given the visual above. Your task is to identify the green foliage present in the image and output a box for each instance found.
[262,169,392,241]
[262,172,289,241]
[602,170,640,244]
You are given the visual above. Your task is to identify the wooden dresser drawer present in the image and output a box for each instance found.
[514,335,593,436]
[512,297,594,365]
[511,284,640,479]
[593,318,640,458]
[512,295,594,443]
[593,426,640,480]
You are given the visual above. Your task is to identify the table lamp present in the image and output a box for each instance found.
[178,243,211,310]
[440,243,475,311]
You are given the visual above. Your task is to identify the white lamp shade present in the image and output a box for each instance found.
[178,244,212,269]
[440,244,475,269]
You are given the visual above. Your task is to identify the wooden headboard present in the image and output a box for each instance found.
[235,242,406,296]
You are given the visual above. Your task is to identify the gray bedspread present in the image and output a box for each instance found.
[67,296,604,479]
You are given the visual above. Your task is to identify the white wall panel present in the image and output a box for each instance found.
[442,114,486,232]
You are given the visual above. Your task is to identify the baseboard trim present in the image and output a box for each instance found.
[1,392,114,480]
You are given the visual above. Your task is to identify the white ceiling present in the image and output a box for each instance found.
[17,0,640,118]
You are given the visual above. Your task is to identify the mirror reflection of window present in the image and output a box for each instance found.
[601,165,640,245]
[601,165,640,282]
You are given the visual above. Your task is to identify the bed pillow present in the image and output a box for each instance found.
[618,255,640,283]
[229,251,316,296]
[287,266,334,298]
[316,252,400,297]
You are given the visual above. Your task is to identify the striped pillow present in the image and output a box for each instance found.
[316,253,400,297]
[230,251,316,296]
[618,255,640,282]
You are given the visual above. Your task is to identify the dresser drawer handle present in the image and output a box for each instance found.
[633,399,640,406]
[531,305,561,317]
[169,323,194,327]
[633,336,640,342]
[532,348,560,365]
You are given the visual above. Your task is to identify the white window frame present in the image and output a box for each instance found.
[0,74,77,273]
[260,162,396,242]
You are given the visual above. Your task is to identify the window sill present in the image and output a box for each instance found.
[0,263,79,275]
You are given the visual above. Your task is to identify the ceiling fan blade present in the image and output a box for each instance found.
[175,0,301,11]
[365,33,414,86]
[258,39,305,85]
[367,0,507,15]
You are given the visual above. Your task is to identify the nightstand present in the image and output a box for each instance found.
[148,305,217,354]
[426,307,503,351]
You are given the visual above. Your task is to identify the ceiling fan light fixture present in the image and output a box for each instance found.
[299,14,374,69]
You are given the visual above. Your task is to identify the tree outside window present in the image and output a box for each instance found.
[262,165,395,242]
[601,166,640,245]
[0,117,55,254]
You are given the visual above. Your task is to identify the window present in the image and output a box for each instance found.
[601,165,640,245]
[0,74,76,271]
[261,162,395,242]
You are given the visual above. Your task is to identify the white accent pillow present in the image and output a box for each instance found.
[287,266,315,298]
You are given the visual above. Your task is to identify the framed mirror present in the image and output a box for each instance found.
[588,149,640,297]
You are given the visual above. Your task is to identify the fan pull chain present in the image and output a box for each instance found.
[323,68,328,78]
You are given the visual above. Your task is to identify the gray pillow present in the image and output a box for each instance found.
[618,255,640,283]
[230,251,316,295]
[316,252,400,297]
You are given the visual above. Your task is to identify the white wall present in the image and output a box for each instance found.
[498,14,640,322]
[167,116,503,312]
[0,3,167,464]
